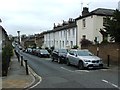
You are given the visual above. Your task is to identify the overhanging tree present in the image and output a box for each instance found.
[101,9,120,42]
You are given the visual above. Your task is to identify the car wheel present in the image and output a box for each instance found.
[52,57,54,62]
[66,59,70,66]
[58,58,61,64]
[78,61,84,70]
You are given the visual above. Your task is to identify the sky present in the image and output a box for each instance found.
[0,0,120,36]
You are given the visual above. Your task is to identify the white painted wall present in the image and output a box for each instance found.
[43,27,77,49]
[77,15,104,48]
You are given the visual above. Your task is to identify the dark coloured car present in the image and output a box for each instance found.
[51,49,68,64]
[37,49,50,58]
[32,48,37,55]
[25,48,32,54]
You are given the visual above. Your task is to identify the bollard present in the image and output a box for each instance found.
[21,56,23,66]
[97,47,99,56]
[17,53,20,62]
[107,55,110,67]
[24,60,29,75]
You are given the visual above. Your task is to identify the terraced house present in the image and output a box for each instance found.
[43,18,77,49]
[38,7,115,49]
[76,7,114,48]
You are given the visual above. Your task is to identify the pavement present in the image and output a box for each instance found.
[2,52,34,89]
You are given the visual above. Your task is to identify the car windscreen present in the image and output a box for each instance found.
[59,49,67,53]
[40,50,49,54]
[77,51,93,56]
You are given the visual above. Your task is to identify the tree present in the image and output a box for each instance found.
[72,45,79,49]
[103,9,120,42]
[50,46,55,51]
[80,35,93,48]
[2,42,13,76]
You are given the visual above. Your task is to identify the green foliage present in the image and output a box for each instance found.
[101,40,108,44]
[32,43,37,49]
[50,46,54,51]
[80,39,93,47]
[2,43,13,76]
[72,45,79,49]
[2,44,13,60]
[104,9,120,42]
[39,47,42,49]
[45,47,49,50]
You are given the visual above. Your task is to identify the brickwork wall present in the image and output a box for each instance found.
[82,43,120,65]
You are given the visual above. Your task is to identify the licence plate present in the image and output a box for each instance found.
[93,64,98,66]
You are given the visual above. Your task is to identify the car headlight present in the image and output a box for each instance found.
[84,60,91,62]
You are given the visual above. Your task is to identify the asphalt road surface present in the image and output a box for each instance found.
[20,52,119,89]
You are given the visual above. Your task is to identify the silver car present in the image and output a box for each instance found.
[66,49,103,69]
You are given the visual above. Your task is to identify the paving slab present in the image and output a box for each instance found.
[2,54,34,89]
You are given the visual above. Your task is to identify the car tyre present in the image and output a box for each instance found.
[78,61,84,70]
[52,57,54,62]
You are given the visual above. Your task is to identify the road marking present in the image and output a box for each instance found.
[44,58,52,61]
[24,66,35,89]
[102,79,120,89]
[75,70,90,72]
[61,67,90,73]
[61,67,74,72]
[25,65,42,89]
[100,68,109,71]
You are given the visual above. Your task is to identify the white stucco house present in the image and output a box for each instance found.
[43,19,77,49]
[75,7,114,48]
[0,25,8,52]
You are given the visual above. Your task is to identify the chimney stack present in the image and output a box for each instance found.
[53,23,56,29]
[82,7,89,16]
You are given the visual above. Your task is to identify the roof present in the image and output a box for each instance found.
[43,22,77,34]
[0,25,8,37]
[76,8,115,20]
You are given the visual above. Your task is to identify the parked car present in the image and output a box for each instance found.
[37,49,50,58]
[66,49,103,69]
[51,49,68,64]
[25,48,32,54]
[32,48,37,55]
[35,48,40,56]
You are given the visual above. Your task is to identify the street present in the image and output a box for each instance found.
[20,51,119,89]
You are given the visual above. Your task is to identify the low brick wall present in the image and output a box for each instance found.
[82,43,120,65]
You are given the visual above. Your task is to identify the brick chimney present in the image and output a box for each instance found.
[82,7,89,16]
[53,23,56,29]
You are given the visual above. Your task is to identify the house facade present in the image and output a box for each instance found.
[76,7,114,48]
[43,19,77,49]
[0,25,8,52]
[0,26,2,52]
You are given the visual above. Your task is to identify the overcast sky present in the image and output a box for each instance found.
[0,0,119,36]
